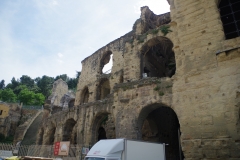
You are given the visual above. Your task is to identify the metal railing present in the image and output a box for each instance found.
[0,143,86,160]
[22,105,43,110]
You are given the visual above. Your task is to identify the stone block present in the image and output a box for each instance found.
[203,149,217,158]
[202,116,213,125]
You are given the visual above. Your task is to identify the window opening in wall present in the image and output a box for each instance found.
[97,79,110,100]
[81,87,89,104]
[119,75,123,83]
[219,0,240,39]
[141,37,175,78]
[101,51,113,74]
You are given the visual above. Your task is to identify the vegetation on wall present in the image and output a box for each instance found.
[159,25,172,36]
[0,71,81,105]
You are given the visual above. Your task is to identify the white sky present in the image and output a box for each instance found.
[0,0,170,84]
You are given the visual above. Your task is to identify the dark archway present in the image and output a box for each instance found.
[141,37,175,78]
[62,118,77,144]
[138,104,183,160]
[98,127,107,141]
[96,79,110,100]
[100,51,113,74]
[81,87,89,104]
[91,112,116,144]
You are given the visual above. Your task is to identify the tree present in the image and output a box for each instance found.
[55,74,69,82]
[13,85,28,96]
[36,75,54,98]
[0,88,17,102]
[0,80,5,89]
[11,77,20,89]
[30,84,41,93]
[67,71,81,90]
[18,89,35,105]
[20,75,34,88]
[33,93,45,105]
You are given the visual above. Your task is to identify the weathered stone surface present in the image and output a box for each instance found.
[0,103,21,137]
[37,1,240,159]
[43,79,75,115]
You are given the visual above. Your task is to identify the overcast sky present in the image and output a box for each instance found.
[0,0,170,84]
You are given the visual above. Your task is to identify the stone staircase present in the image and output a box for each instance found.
[14,110,43,144]
[21,112,43,145]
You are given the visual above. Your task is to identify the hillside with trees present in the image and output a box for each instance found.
[0,72,80,105]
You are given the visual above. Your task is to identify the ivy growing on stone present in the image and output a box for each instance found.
[160,25,172,36]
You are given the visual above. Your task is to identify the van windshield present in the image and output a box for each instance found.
[85,158,105,160]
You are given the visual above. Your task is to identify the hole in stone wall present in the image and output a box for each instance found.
[141,37,175,78]
[101,51,113,74]
[81,87,89,104]
[62,118,77,144]
[138,105,183,160]
[97,79,110,100]
[120,75,124,83]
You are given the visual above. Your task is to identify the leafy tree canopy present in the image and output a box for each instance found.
[18,89,35,105]
[0,88,17,102]
[20,75,34,88]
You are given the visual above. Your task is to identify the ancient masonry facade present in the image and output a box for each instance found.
[38,0,240,159]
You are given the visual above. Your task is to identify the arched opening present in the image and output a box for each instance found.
[81,87,89,104]
[119,75,123,83]
[219,0,240,39]
[37,128,44,145]
[100,51,113,74]
[141,37,175,78]
[97,79,110,100]
[46,126,56,145]
[98,127,107,141]
[138,104,183,160]
[68,99,75,108]
[91,112,116,144]
[62,118,77,144]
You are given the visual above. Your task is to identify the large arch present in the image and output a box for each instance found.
[96,79,110,100]
[62,118,77,144]
[140,36,175,78]
[137,103,183,160]
[91,112,116,145]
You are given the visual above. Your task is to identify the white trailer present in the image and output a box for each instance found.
[84,139,166,160]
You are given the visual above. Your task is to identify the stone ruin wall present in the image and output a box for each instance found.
[38,0,240,159]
